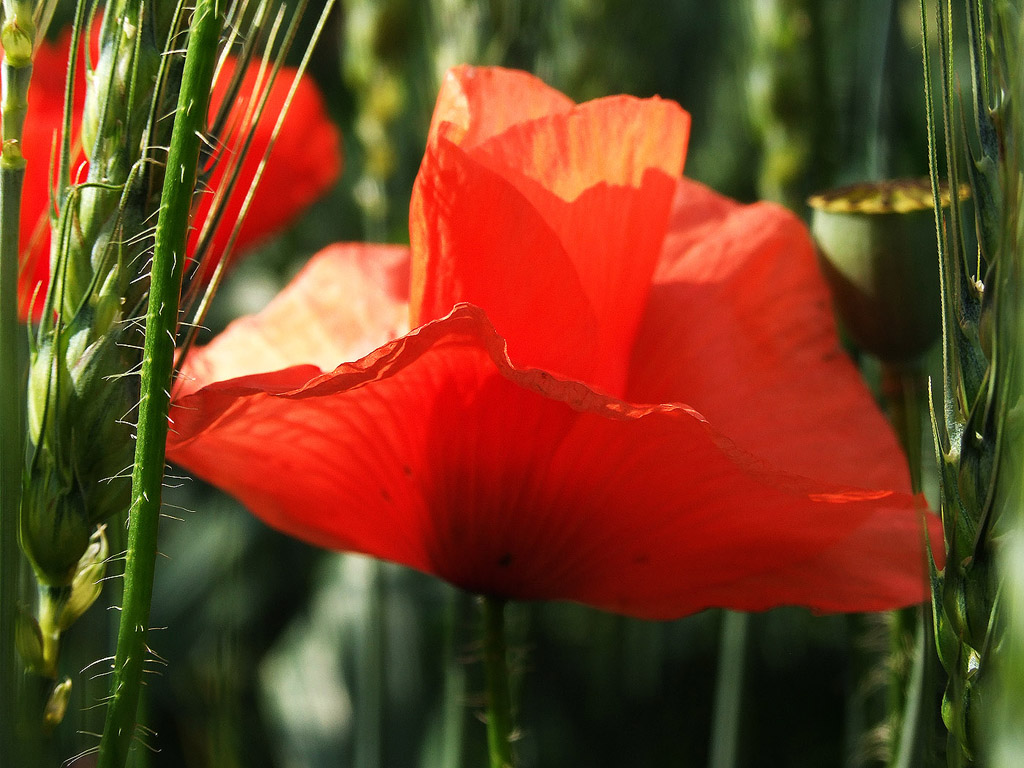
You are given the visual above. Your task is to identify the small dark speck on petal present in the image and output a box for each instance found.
[402,464,413,477]
[380,487,392,502]
[498,553,513,567]
[633,553,650,565]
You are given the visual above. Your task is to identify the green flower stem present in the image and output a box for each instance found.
[0,162,26,768]
[708,610,748,768]
[354,561,383,768]
[482,596,515,768]
[96,3,223,766]
[0,20,33,765]
[0,165,24,768]
[439,590,467,767]
[892,612,937,768]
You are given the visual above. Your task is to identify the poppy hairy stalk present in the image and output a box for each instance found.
[0,0,340,755]
[94,3,222,764]
[95,0,340,759]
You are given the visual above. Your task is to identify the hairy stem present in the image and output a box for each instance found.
[96,2,223,765]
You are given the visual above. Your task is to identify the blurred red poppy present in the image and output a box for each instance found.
[11,28,341,319]
[167,66,940,619]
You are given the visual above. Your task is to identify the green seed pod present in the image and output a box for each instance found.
[808,178,963,366]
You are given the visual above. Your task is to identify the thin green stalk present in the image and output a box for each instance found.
[96,3,223,766]
[708,610,748,768]
[881,367,938,768]
[438,590,466,768]
[0,6,34,762]
[892,610,938,768]
[354,560,383,768]
[0,165,24,768]
[482,596,515,768]
[0,150,26,768]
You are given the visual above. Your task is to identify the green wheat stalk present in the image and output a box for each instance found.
[921,0,1024,763]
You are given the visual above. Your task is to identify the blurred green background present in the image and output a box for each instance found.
[47,1,944,766]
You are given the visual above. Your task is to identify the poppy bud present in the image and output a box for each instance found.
[808,178,962,366]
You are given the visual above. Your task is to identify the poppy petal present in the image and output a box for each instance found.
[191,63,342,268]
[628,178,913,492]
[169,298,932,619]
[409,136,600,383]
[412,78,688,396]
[177,244,410,398]
[169,305,579,575]
[428,65,574,148]
[539,408,934,618]
[466,95,689,202]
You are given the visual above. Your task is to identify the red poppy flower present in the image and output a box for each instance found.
[11,28,341,319]
[167,66,940,619]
